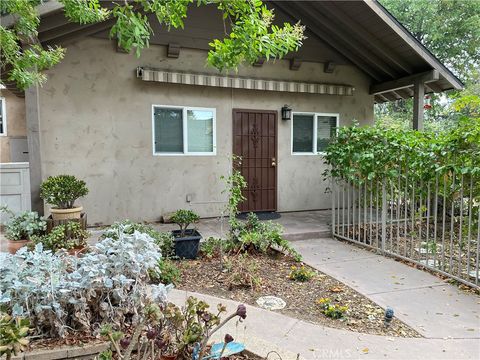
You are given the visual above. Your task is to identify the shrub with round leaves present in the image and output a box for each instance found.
[40,175,88,209]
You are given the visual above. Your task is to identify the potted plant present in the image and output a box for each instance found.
[1,206,46,254]
[31,222,89,255]
[40,175,88,220]
[171,209,201,259]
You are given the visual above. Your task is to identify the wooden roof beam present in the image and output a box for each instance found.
[299,2,399,79]
[273,1,384,82]
[425,82,443,93]
[315,1,414,74]
[394,89,411,99]
[41,19,116,47]
[370,70,439,95]
[375,94,389,103]
[381,92,399,102]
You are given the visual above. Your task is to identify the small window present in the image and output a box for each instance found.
[153,106,215,155]
[0,97,6,136]
[291,112,338,154]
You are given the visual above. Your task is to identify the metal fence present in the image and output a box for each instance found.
[331,171,480,289]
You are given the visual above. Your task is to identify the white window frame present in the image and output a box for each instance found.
[291,112,339,156]
[152,104,216,156]
[0,97,6,136]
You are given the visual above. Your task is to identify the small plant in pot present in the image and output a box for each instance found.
[0,206,46,254]
[171,209,201,259]
[40,175,88,220]
[31,222,89,255]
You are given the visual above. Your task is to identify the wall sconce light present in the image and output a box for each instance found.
[281,105,292,120]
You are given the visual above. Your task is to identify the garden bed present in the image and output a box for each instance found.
[176,251,421,338]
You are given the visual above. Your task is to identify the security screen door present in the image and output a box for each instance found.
[233,109,277,212]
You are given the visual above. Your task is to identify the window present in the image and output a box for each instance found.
[153,105,215,155]
[0,97,6,136]
[291,112,338,154]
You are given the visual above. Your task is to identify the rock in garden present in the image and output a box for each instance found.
[256,296,286,310]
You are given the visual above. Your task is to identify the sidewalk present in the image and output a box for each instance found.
[170,289,479,360]
[291,238,480,340]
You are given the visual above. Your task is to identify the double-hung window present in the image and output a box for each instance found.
[152,105,216,155]
[0,97,6,136]
[291,112,338,154]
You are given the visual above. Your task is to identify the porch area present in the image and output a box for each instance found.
[86,210,333,244]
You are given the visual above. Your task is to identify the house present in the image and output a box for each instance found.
[0,1,462,225]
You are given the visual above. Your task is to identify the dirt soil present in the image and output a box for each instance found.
[176,251,421,338]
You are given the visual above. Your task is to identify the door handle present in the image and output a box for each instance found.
[271,157,276,167]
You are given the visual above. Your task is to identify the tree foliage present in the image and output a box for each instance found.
[376,0,480,129]
[380,0,480,80]
[0,0,305,90]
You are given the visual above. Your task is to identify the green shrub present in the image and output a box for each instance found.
[317,298,348,319]
[171,209,200,237]
[0,207,46,241]
[0,313,30,359]
[200,237,232,259]
[31,222,88,252]
[102,220,174,258]
[324,118,480,185]
[224,253,262,290]
[288,265,316,282]
[236,213,302,261]
[40,175,88,209]
[149,259,181,285]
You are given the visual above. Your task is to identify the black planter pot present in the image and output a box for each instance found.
[172,229,202,259]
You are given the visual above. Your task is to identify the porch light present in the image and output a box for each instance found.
[281,105,292,120]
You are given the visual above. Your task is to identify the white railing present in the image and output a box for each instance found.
[331,170,480,289]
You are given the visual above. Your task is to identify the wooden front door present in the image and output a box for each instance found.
[233,109,277,212]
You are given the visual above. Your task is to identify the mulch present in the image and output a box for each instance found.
[176,251,421,338]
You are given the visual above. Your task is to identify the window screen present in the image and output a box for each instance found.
[292,114,314,153]
[187,109,213,152]
[154,108,183,153]
[317,116,337,152]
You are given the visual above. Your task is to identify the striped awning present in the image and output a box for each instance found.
[136,67,355,96]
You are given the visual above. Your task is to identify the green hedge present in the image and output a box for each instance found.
[323,117,480,186]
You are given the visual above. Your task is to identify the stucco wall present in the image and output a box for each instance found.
[39,37,373,225]
[0,90,27,163]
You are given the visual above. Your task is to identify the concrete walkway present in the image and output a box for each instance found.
[170,289,479,360]
[83,210,332,244]
[291,238,480,340]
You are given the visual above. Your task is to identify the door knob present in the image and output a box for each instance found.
[271,157,276,167]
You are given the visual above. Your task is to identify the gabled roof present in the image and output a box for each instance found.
[1,0,463,100]
[271,1,463,102]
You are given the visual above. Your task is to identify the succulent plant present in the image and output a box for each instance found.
[40,175,88,209]
[0,313,30,359]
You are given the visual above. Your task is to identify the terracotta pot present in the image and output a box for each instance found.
[51,206,83,221]
[67,246,86,257]
[7,239,31,254]
[160,355,177,360]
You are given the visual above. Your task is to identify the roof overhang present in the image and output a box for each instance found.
[270,0,463,103]
[1,0,464,101]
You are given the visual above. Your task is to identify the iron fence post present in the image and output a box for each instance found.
[331,177,336,237]
[381,179,387,253]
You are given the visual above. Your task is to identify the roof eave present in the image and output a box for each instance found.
[366,0,463,91]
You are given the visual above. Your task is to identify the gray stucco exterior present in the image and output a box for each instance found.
[38,37,373,225]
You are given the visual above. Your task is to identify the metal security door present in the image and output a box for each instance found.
[233,109,277,212]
